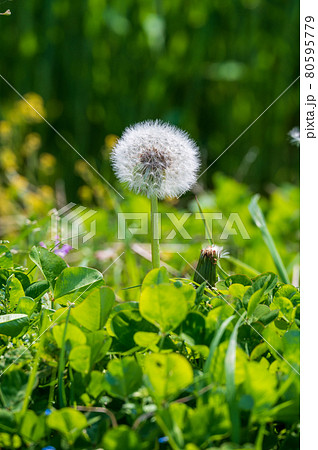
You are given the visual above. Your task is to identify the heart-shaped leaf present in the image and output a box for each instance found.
[16,296,36,316]
[144,353,193,401]
[30,246,67,288]
[105,357,142,400]
[47,408,87,444]
[140,283,188,333]
[71,286,114,331]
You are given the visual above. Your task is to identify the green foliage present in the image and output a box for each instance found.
[0,0,299,201]
[0,234,299,449]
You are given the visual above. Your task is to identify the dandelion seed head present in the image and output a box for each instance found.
[288,127,300,147]
[111,120,200,199]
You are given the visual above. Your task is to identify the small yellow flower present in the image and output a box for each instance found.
[22,133,42,156]
[24,192,44,214]
[105,134,118,150]
[15,93,46,123]
[0,148,18,171]
[11,174,28,191]
[0,121,12,141]
[39,153,56,174]
[75,160,88,176]
[40,185,54,200]
[78,185,93,203]
[0,189,13,215]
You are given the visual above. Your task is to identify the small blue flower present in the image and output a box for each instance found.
[41,447,56,450]
[44,408,52,416]
[158,436,169,444]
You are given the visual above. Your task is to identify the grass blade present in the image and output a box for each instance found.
[226,255,259,277]
[204,315,235,374]
[195,196,214,245]
[249,195,289,283]
[225,313,246,444]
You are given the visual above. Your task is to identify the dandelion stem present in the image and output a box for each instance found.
[150,195,160,269]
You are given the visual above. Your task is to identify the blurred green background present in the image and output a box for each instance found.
[1,0,299,198]
[0,0,300,286]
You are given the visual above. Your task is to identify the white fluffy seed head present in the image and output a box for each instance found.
[288,127,300,147]
[111,120,200,199]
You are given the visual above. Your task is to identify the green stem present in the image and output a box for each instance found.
[21,313,48,414]
[48,365,57,408]
[21,351,41,415]
[150,195,160,269]
[58,305,72,408]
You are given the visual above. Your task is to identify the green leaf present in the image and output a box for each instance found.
[25,280,49,300]
[16,297,36,316]
[258,308,279,326]
[142,267,169,290]
[176,282,196,308]
[144,353,193,401]
[18,410,46,443]
[85,371,107,399]
[252,272,278,295]
[244,361,277,414]
[140,283,188,333]
[0,370,28,411]
[104,357,143,400]
[0,245,13,269]
[225,274,252,287]
[71,286,115,331]
[86,330,112,365]
[275,284,300,305]
[247,278,269,317]
[133,331,160,348]
[282,330,300,371]
[0,314,29,337]
[102,425,140,450]
[243,274,270,308]
[52,322,86,348]
[228,283,250,301]
[158,402,230,448]
[273,296,294,322]
[111,308,158,349]
[249,195,289,283]
[69,345,91,373]
[262,326,284,355]
[29,246,67,288]
[177,312,206,345]
[54,266,104,302]
[249,304,278,325]
[12,271,30,291]
[250,342,268,360]
[46,408,87,445]
[6,275,25,310]
[0,409,16,433]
